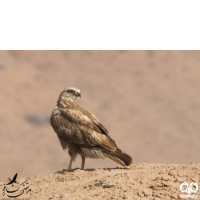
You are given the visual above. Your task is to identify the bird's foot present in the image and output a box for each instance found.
[55,168,72,174]
[63,168,72,172]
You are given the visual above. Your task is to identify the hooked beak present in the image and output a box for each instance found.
[76,91,81,98]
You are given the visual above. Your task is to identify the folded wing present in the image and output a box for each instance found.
[50,108,117,152]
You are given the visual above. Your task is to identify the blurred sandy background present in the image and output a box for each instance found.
[0,50,200,181]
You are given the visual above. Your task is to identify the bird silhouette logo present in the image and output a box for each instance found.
[6,173,18,186]
[2,173,31,198]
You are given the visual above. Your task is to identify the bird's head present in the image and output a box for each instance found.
[59,87,81,101]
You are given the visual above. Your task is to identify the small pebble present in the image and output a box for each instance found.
[103,183,115,188]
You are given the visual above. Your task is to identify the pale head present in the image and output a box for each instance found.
[59,87,81,101]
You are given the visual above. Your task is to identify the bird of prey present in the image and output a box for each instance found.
[50,87,132,171]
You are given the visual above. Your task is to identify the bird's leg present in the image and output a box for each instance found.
[67,157,73,172]
[81,156,85,170]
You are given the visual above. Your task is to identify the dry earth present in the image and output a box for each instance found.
[1,163,200,200]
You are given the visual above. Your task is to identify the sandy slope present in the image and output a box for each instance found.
[1,163,199,200]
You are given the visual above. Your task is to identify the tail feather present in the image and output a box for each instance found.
[104,148,132,167]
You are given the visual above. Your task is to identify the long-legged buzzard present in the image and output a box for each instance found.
[50,87,132,171]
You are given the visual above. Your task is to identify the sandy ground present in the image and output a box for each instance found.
[1,163,200,200]
[1,51,200,183]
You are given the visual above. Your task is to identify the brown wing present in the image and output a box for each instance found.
[50,108,117,151]
[63,99,111,136]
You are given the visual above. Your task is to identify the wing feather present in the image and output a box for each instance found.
[51,108,116,151]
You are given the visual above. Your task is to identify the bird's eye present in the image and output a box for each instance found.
[68,90,74,94]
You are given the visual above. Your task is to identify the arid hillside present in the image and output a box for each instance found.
[1,51,200,182]
[0,163,199,200]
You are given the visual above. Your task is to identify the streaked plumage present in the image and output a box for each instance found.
[50,87,132,171]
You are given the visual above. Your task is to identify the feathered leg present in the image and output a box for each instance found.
[81,156,85,170]
[66,144,78,171]
[67,157,73,171]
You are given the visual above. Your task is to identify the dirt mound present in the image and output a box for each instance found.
[1,163,199,200]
